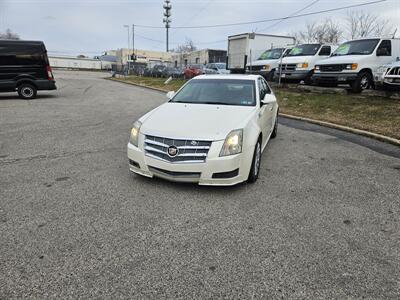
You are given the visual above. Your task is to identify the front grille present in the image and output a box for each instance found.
[279,64,296,71]
[319,64,345,72]
[144,135,212,163]
[148,166,201,178]
[388,67,400,76]
[248,65,264,71]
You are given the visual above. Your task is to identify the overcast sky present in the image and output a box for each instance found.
[0,0,399,56]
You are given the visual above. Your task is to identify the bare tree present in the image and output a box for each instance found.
[294,19,342,44]
[173,38,197,53]
[0,28,20,40]
[346,11,393,39]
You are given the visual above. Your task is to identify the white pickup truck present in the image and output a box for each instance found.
[313,38,400,92]
[246,47,292,80]
[275,43,335,84]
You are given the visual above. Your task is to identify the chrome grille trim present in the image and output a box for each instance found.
[144,135,212,163]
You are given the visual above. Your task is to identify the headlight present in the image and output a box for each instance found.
[376,66,387,74]
[345,63,358,70]
[314,65,320,71]
[220,129,243,157]
[129,120,142,147]
[296,62,309,69]
[263,64,270,70]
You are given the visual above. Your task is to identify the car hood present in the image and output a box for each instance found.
[281,56,315,64]
[316,55,371,65]
[247,59,279,67]
[140,102,256,141]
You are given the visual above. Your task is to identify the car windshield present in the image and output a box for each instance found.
[286,44,321,56]
[258,48,284,60]
[215,63,226,69]
[170,79,256,106]
[332,39,380,56]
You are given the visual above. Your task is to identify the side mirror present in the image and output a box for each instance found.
[166,91,175,100]
[261,94,276,106]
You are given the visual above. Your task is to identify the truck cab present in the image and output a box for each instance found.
[246,47,292,80]
[275,43,334,84]
[313,38,400,92]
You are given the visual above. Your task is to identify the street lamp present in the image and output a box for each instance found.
[163,0,172,52]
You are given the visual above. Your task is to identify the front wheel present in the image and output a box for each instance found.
[247,139,262,183]
[350,71,372,93]
[18,84,37,99]
[271,112,278,139]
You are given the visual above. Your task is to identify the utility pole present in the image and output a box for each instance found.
[132,24,135,60]
[123,24,130,72]
[163,0,172,52]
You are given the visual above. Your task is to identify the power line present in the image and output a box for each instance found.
[135,0,387,29]
[259,0,320,32]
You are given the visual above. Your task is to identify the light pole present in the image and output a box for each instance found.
[163,0,172,52]
[123,24,130,71]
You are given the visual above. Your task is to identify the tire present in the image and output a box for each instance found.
[304,71,313,85]
[350,71,372,93]
[17,83,37,99]
[247,139,262,183]
[267,69,275,81]
[271,112,278,139]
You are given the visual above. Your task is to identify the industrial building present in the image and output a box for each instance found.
[171,49,227,68]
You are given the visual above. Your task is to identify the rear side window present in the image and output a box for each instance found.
[0,44,45,66]
[377,40,391,56]
[319,46,331,56]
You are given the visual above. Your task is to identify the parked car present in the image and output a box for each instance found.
[183,64,217,79]
[206,63,230,74]
[143,67,153,77]
[151,65,167,77]
[0,40,56,99]
[162,67,183,78]
[375,60,400,89]
[227,32,296,73]
[275,43,335,84]
[313,38,400,92]
[127,74,278,185]
[246,47,292,80]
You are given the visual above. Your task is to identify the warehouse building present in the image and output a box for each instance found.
[172,49,227,68]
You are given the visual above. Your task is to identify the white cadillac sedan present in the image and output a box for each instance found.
[127,75,279,186]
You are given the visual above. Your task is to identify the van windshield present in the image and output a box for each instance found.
[258,48,284,60]
[286,44,321,56]
[332,39,380,56]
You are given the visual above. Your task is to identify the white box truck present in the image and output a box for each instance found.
[227,33,296,73]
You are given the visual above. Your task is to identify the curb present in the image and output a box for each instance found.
[280,113,400,147]
[107,77,169,93]
[107,77,400,147]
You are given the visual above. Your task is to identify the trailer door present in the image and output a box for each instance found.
[228,37,247,70]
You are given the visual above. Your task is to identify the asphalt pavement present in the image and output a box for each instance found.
[0,70,399,299]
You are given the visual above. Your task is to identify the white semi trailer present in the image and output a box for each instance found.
[227,33,296,73]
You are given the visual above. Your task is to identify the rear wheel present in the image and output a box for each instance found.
[17,84,37,99]
[247,139,262,183]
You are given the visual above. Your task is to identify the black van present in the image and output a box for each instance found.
[0,40,56,99]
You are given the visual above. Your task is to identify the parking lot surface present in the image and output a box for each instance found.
[1,70,399,299]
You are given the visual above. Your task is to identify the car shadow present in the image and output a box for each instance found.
[0,94,57,100]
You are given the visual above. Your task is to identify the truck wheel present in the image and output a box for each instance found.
[304,71,313,85]
[18,84,37,99]
[267,69,275,81]
[351,71,372,93]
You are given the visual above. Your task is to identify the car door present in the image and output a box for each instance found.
[257,77,273,147]
[375,40,392,72]
[261,77,275,132]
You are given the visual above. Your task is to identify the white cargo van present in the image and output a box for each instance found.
[227,33,296,73]
[313,38,400,92]
[246,47,292,80]
[275,43,334,84]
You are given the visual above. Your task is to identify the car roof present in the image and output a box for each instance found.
[0,40,45,46]
[194,74,260,81]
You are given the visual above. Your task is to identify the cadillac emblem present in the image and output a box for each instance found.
[167,145,178,157]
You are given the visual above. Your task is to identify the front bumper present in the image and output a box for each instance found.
[312,72,358,84]
[275,70,311,80]
[127,141,253,186]
[374,74,400,86]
